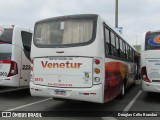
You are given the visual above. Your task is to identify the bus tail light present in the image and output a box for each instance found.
[141,66,151,83]
[146,31,151,35]
[93,58,101,84]
[95,68,100,74]
[31,59,34,71]
[95,59,100,65]
[31,67,33,72]
[30,59,34,81]
[95,77,100,82]
[7,61,18,77]
[31,59,34,64]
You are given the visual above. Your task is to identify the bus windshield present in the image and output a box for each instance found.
[34,16,96,47]
[145,32,160,50]
[0,29,13,44]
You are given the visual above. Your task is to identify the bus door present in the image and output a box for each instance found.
[19,31,32,86]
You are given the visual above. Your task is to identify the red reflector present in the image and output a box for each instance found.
[84,93,89,95]
[56,51,64,53]
[31,88,35,90]
[95,59,100,65]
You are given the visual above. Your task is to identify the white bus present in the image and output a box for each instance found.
[30,14,138,103]
[0,25,32,87]
[141,30,160,93]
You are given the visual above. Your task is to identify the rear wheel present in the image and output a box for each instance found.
[119,83,125,99]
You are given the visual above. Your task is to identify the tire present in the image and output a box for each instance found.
[119,83,125,99]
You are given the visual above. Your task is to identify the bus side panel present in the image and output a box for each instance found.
[19,48,30,86]
[104,61,127,102]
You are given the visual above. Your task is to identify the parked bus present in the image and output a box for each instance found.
[141,30,160,93]
[30,14,138,103]
[0,25,32,87]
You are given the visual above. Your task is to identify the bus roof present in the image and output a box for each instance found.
[0,25,15,29]
[0,25,32,32]
[35,14,98,24]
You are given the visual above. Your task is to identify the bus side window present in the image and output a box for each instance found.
[128,47,132,61]
[125,44,127,60]
[133,51,135,62]
[104,27,111,56]
[122,42,126,59]
[127,45,130,61]
[21,31,32,61]
[131,48,134,62]
[116,36,120,57]
[21,31,32,52]
[119,39,123,58]
[110,32,116,56]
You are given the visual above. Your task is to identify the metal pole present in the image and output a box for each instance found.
[115,0,118,28]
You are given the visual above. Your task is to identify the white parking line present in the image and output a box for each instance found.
[5,98,52,111]
[0,87,28,93]
[123,90,142,111]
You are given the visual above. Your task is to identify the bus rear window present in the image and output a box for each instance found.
[145,32,160,50]
[0,53,11,60]
[0,29,13,44]
[34,16,97,47]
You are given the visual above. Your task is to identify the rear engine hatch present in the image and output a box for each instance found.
[33,57,93,88]
[146,59,160,83]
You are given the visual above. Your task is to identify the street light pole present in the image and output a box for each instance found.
[115,0,118,28]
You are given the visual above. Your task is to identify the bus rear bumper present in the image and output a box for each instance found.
[30,82,103,103]
[0,75,20,87]
[142,80,160,93]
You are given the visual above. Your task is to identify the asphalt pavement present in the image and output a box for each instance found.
[0,80,159,120]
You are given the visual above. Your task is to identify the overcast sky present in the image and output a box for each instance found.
[0,0,160,45]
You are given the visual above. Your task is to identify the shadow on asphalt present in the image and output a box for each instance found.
[40,83,140,117]
[0,88,30,99]
[144,92,160,103]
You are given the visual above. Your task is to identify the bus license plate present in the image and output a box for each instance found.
[55,89,66,95]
